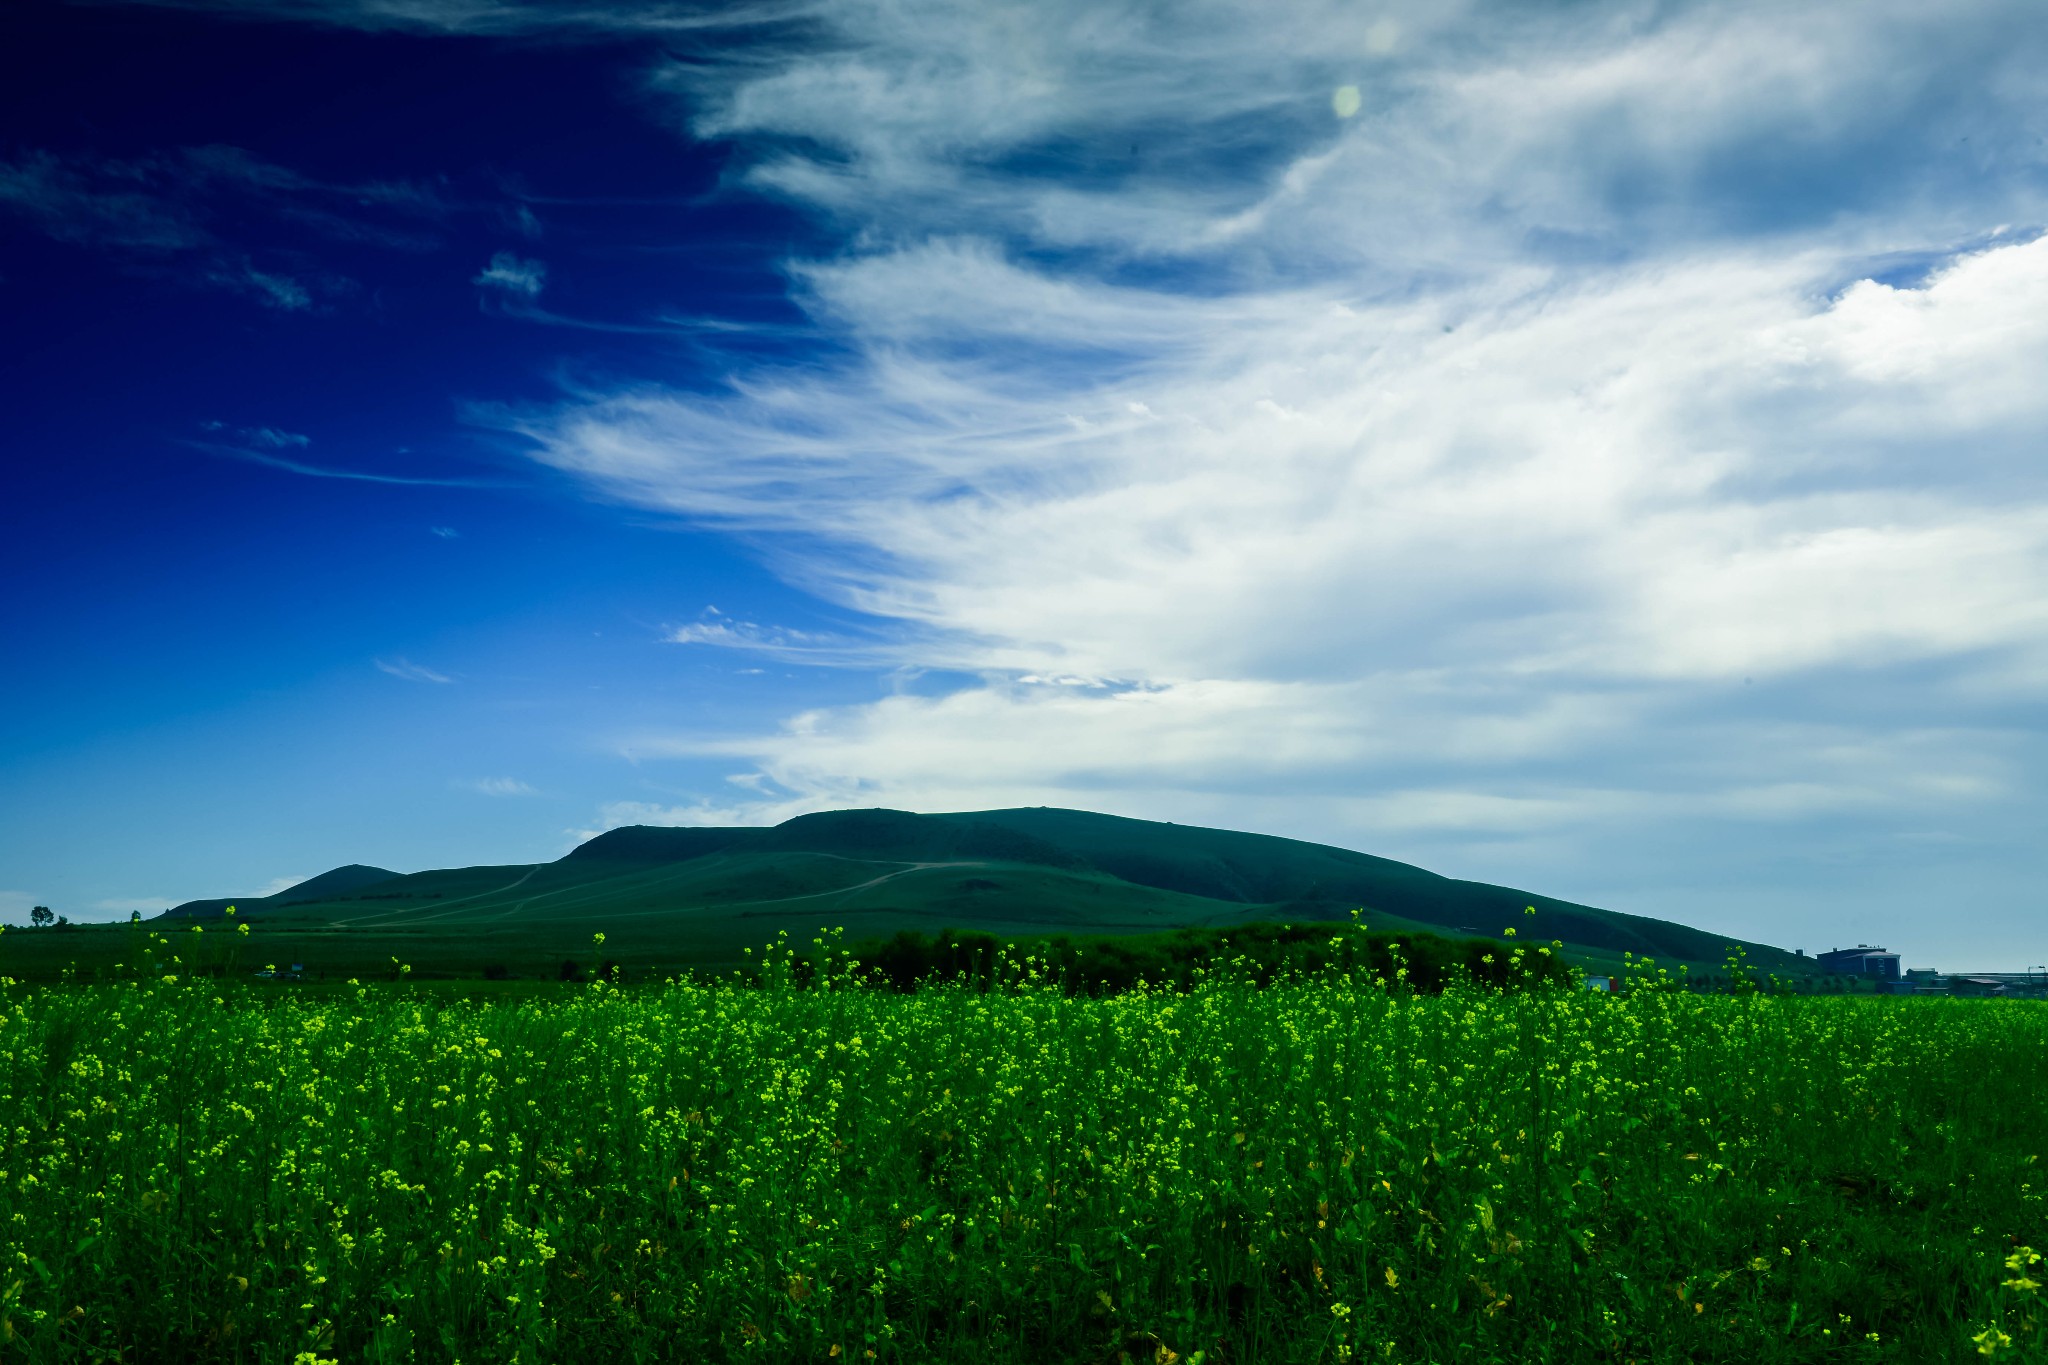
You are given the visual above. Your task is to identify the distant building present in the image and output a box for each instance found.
[1584,975,1612,992]
[1817,945,1901,981]
[1905,967,1945,995]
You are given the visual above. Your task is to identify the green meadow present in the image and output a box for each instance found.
[2,934,2042,1364]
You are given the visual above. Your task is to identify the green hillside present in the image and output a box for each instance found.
[945,808,1790,969]
[131,807,1811,981]
[165,863,401,919]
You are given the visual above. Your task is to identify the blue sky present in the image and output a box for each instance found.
[4,0,2046,968]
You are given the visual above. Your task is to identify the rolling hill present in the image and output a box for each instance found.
[161,863,403,920]
[154,807,1813,979]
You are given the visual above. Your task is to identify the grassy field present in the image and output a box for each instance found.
[1,938,2042,1363]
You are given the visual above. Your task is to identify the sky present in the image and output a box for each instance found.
[2,0,2045,968]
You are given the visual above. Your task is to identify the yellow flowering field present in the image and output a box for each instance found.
[1,938,2044,1363]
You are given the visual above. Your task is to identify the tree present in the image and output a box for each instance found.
[29,905,52,927]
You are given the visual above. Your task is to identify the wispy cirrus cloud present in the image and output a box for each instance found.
[375,657,455,683]
[474,250,546,300]
[0,142,474,307]
[0,150,206,250]
[206,257,314,310]
[461,256,712,335]
[665,607,900,667]
[97,0,813,37]
[201,422,308,449]
[188,422,503,486]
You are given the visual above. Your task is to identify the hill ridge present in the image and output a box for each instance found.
[166,863,404,919]
[154,807,1808,975]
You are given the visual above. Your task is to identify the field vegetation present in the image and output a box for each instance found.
[1,926,2042,1363]
[847,922,1574,996]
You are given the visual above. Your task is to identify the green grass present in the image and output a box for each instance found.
[1,933,2042,1364]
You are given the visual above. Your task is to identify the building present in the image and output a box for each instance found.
[1816,945,1901,981]
[1906,967,1946,996]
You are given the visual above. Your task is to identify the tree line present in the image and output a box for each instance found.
[839,920,1573,994]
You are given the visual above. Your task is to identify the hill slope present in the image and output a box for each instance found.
[166,864,402,920]
[152,808,1810,978]
[942,808,1765,968]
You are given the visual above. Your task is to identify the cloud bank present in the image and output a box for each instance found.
[136,0,2048,953]
[543,0,2048,952]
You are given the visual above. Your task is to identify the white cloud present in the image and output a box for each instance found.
[587,798,766,829]
[475,251,547,300]
[529,238,2048,692]
[375,657,455,683]
[0,890,40,923]
[665,608,897,667]
[465,777,538,796]
[664,0,2046,271]
[202,421,310,448]
[209,258,313,310]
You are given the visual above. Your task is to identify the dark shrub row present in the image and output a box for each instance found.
[844,920,1572,994]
